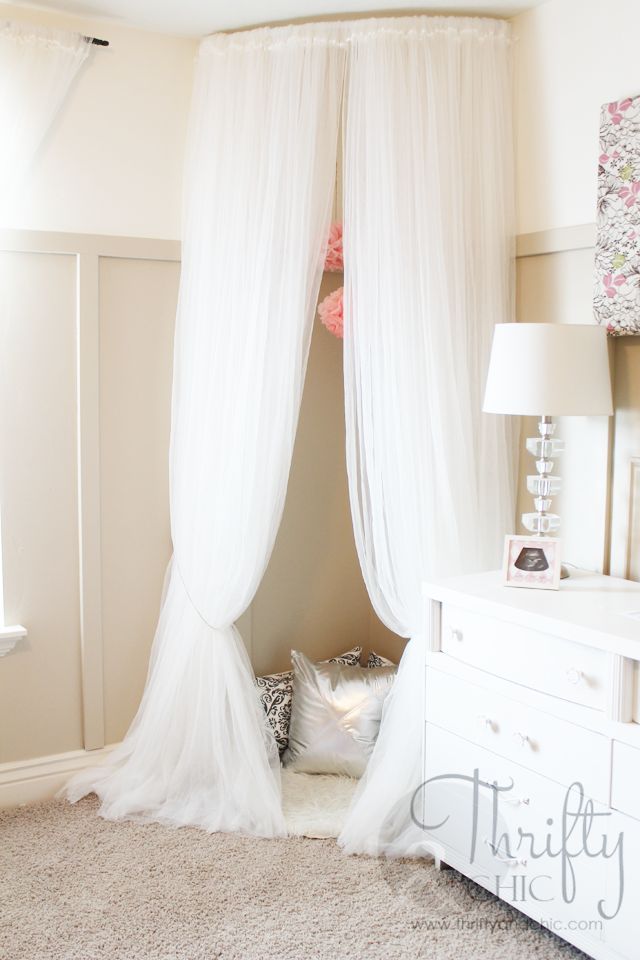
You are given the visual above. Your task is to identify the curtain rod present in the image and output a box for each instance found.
[84,35,109,46]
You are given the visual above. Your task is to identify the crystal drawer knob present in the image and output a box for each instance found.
[513,732,530,748]
[484,839,528,867]
[450,629,463,643]
[477,714,495,731]
[566,668,583,685]
[503,795,530,807]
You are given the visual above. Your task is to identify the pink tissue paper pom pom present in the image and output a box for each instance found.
[324,222,343,272]
[318,286,344,339]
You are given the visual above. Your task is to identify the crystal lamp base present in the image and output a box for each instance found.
[522,512,561,535]
[522,417,563,539]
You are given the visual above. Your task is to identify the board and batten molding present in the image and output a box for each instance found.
[515,222,596,258]
[0,229,180,759]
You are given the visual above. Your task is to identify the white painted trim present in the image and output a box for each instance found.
[606,654,635,723]
[0,625,27,656]
[0,744,118,809]
[626,457,640,581]
[0,229,181,262]
[76,253,106,751]
[426,598,441,653]
[516,222,596,258]
[0,223,591,264]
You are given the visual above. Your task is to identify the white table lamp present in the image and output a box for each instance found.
[483,323,613,537]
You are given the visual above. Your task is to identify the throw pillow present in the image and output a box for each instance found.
[283,650,397,777]
[257,646,362,756]
[367,650,396,668]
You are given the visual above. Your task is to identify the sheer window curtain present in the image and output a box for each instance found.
[65,24,346,836]
[338,16,517,856]
[0,20,89,221]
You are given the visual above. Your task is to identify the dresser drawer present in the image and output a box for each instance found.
[611,740,640,821]
[423,724,611,940]
[423,722,540,866]
[441,603,606,710]
[426,668,610,802]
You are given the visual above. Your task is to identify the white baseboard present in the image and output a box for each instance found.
[0,744,118,809]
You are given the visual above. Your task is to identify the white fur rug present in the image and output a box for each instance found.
[281,769,358,838]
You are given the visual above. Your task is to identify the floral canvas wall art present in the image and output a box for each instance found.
[594,94,640,336]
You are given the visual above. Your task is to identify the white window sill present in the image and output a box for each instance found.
[0,625,27,657]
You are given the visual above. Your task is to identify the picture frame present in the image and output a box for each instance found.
[502,535,561,591]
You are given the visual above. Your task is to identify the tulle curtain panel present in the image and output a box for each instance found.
[338,17,517,856]
[65,15,516,849]
[66,24,346,835]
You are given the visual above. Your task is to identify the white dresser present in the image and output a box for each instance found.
[421,569,640,960]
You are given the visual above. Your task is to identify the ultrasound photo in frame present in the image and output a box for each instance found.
[503,535,561,591]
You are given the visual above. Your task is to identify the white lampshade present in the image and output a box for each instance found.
[483,323,613,417]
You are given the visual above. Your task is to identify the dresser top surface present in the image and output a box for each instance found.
[423,569,640,655]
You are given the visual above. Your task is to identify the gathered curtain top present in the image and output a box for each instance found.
[199,15,511,57]
[0,19,89,58]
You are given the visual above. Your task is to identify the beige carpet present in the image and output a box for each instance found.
[1,797,586,960]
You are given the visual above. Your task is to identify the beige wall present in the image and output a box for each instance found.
[514,234,640,584]
[512,0,640,576]
[512,0,640,235]
[99,255,178,745]
[0,249,83,762]
[252,274,372,675]
[0,4,196,238]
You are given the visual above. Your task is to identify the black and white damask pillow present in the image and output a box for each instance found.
[257,646,362,756]
[367,650,396,669]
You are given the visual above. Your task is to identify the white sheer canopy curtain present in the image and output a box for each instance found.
[0,20,89,222]
[339,16,517,856]
[65,24,346,835]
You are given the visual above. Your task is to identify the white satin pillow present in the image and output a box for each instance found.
[283,650,397,777]
[257,646,362,756]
